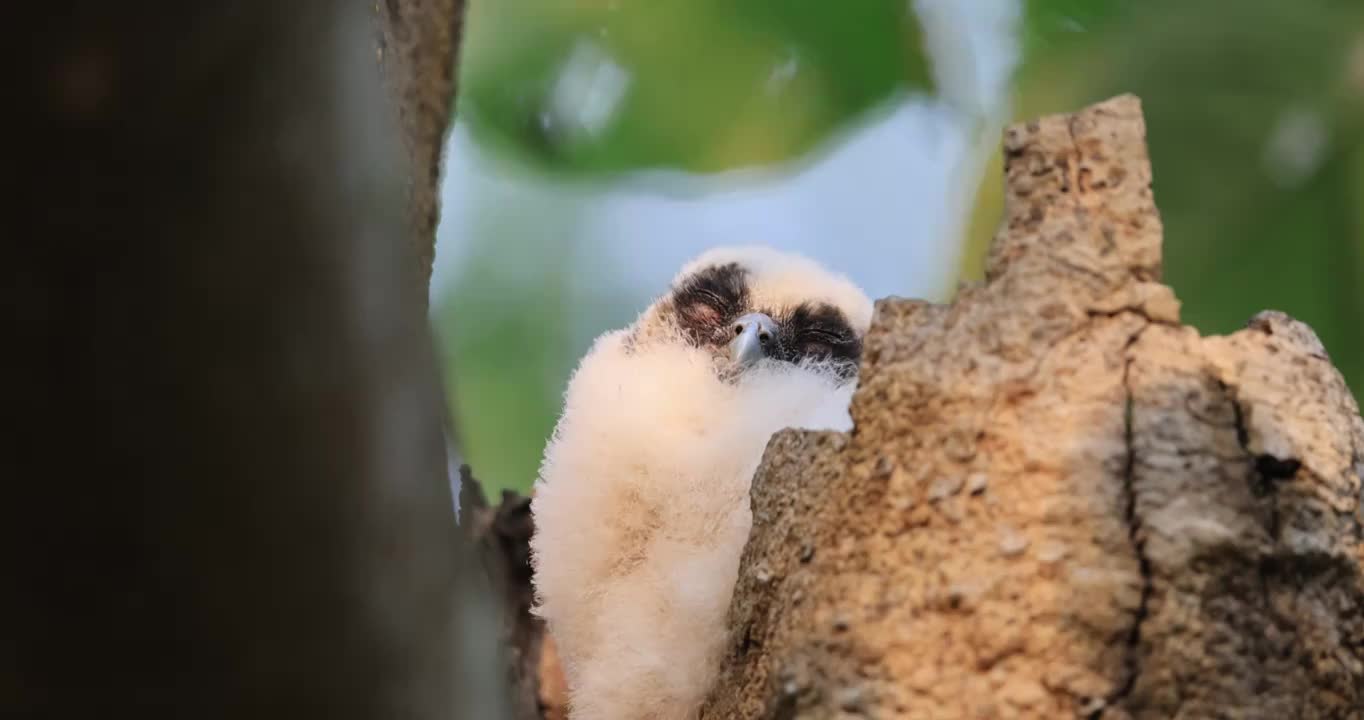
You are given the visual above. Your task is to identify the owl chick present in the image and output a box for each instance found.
[530,246,873,720]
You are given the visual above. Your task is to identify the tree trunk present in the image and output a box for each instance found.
[702,95,1364,719]
[375,0,465,303]
[8,2,502,717]
[372,3,561,717]
[375,0,468,455]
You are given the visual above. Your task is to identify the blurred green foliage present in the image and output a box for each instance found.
[1021,0,1132,60]
[459,0,932,176]
[437,198,585,494]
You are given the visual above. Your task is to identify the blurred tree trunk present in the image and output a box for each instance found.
[8,2,505,718]
[702,96,1364,718]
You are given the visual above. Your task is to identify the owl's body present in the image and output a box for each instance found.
[530,247,872,720]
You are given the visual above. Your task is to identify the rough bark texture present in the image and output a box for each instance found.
[462,468,571,720]
[8,3,498,718]
[702,95,1364,719]
[375,0,465,299]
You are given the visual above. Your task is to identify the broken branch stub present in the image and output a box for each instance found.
[460,467,570,720]
[702,95,1364,719]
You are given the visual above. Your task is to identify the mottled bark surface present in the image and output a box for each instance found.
[703,95,1364,719]
[375,0,464,298]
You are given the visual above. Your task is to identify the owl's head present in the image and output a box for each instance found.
[632,246,874,383]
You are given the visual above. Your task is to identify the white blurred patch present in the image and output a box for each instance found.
[545,40,632,142]
[765,48,801,95]
[1262,106,1329,188]
[448,436,464,522]
[916,0,1021,118]
[588,98,971,304]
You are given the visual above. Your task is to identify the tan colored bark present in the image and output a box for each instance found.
[702,95,1364,719]
[375,0,464,299]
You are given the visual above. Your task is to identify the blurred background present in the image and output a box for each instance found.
[434,0,1364,495]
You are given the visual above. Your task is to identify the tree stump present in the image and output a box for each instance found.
[702,95,1364,719]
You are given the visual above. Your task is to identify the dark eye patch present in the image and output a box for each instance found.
[668,263,749,345]
[773,303,861,377]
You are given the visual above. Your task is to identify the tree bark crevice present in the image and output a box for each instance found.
[1102,324,1152,720]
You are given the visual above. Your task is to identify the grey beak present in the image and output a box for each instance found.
[728,312,778,366]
